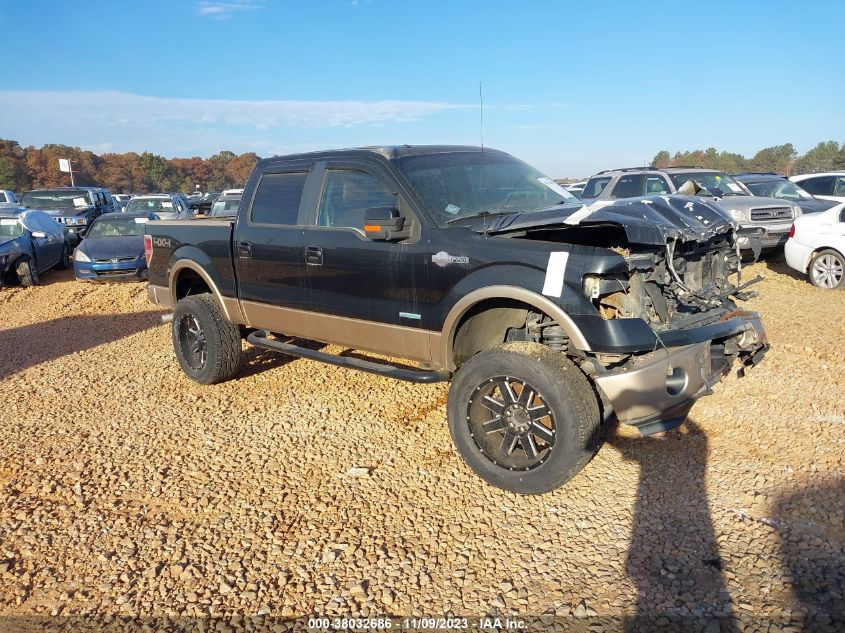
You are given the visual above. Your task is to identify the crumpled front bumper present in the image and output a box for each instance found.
[594,310,768,435]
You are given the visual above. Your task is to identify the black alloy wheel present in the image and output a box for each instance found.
[178,313,208,371]
[467,376,556,471]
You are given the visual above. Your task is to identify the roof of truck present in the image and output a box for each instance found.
[257,145,503,167]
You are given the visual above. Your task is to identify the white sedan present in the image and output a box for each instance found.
[785,202,845,289]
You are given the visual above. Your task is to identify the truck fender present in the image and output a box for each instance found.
[167,256,244,324]
[436,285,591,371]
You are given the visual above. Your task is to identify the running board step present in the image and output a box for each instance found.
[246,330,451,384]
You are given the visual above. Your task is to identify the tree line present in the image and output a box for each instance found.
[652,140,845,176]
[2,138,844,193]
[0,139,260,194]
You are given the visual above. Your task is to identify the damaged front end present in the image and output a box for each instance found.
[489,195,770,435]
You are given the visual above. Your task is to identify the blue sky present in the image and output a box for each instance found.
[0,0,842,177]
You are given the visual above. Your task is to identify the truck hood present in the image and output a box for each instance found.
[39,207,94,218]
[482,195,734,246]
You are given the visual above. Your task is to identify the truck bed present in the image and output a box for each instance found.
[146,218,236,298]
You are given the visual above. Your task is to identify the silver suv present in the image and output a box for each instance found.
[581,167,802,251]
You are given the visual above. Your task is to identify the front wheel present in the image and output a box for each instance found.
[809,249,845,290]
[16,257,39,287]
[172,293,242,384]
[447,342,601,494]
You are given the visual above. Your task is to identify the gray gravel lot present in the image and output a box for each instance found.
[0,260,843,630]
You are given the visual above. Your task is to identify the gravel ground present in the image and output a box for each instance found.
[0,259,843,630]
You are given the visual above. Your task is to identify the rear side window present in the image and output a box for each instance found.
[612,174,645,198]
[799,176,835,196]
[581,177,611,199]
[835,177,845,196]
[250,172,308,225]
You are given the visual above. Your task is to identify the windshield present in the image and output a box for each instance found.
[394,151,578,225]
[581,177,612,199]
[126,198,175,213]
[0,218,24,242]
[210,198,240,217]
[86,217,147,238]
[743,179,812,201]
[20,190,91,209]
[669,172,746,197]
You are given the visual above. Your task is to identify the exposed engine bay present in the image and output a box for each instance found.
[583,233,762,330]
[485,195,768,386]
[488,194,763,330]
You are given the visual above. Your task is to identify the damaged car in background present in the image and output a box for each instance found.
[144,145,768,494]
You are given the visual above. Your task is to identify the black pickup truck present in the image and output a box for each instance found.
[144,145,768,494]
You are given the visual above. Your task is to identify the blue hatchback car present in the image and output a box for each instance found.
[73,212,158,282]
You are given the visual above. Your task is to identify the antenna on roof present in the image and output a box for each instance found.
[479,81,485,151]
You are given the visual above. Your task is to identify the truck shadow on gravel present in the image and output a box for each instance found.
[238,337,327,379]
[603,419,738,632]
[0,311,165,381]
[771,477,845,629]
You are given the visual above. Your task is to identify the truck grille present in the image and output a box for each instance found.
[750,207,793,222]
[94,256,136,263]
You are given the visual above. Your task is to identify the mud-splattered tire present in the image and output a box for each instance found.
[16,257,39,287]
[447,342,601,494]
[172,293,242,384]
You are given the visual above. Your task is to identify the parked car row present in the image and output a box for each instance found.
[0,183,218,286]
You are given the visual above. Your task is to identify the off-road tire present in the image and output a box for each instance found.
[16,257,39,287]
[447,342,601,494]
[172,293,242,384]
[809,249,845,290]
[56,244,70,270]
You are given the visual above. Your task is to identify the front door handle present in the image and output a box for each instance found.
[305,245,323,266]
[237,241,253,258]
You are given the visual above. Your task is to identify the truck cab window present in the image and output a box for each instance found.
[250,172,308,225]
[318,169,396,231]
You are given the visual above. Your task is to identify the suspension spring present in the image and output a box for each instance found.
[542,325,569,352]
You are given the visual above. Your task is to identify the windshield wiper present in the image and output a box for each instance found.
[446,209,519,225]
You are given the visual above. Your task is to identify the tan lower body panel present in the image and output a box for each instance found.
[240,300,436,365]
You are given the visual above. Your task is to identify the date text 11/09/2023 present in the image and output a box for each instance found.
[307,617,526,631]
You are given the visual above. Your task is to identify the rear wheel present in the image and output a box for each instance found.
[16,257,39,287]
[172,293,242,384]
[809,249,845,290]
[447,342,601,494]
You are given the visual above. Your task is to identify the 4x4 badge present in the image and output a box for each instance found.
[432,251,469,268]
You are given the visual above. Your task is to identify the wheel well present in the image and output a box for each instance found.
[812,246,845,259]
[452,299,536,367]
[174,269,211,302]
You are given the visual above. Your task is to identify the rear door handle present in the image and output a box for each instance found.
[305,245,323,266]
[237,241,252,258]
